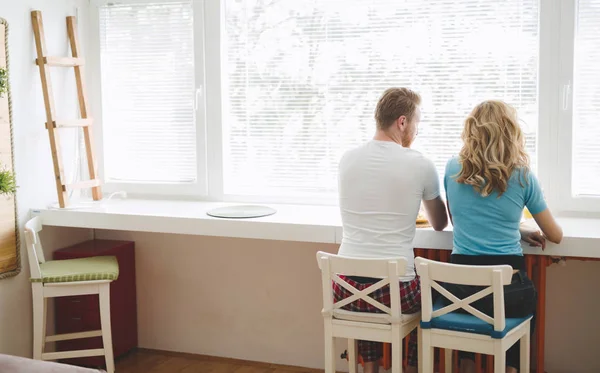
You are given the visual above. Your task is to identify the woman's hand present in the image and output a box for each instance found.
[520,227,546,250]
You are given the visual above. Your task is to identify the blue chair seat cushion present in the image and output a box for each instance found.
[420,298,532,339]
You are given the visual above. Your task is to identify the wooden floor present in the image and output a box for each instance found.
[115,349,321,373]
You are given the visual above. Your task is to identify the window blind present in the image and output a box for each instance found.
[223,0,539,198]
[99,1,196,183]
[572,0,600,197]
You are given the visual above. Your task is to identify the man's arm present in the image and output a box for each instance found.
[423,196,448,231]
[421,158,448,231]
[445,194,453,225]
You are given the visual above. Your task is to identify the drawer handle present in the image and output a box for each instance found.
[71,300,81,303]
[71,317,81,321]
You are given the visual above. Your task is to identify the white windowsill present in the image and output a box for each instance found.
[31,199,600,259]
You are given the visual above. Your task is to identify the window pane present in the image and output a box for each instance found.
[223,0,539,198]
[99,1,196,183]
[572,0,600,197]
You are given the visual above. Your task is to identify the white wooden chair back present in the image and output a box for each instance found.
[316,251,407,323]
[415,257,513,332]
[24,217,46,279]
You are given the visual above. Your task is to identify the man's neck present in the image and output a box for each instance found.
[373,130,408,147]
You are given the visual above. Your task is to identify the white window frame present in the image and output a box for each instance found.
[554,0,600,214]
[88,0,600,213]
[536,0,563,213]
[522,0,600,216]
[88,0,209,198]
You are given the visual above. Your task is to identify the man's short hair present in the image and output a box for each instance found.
[374,88,422,130]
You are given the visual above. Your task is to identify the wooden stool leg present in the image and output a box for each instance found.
[99,284,115,373]
[494,343,505,373]
[421,330,434,373]
[521,326,531,373]
[444,349,452,373]
[41,297,47,355]
[324,324,336,373]
[418,327,424,373]
[391,328,402,373]
[32,284,44,360]
[348,339,358,373]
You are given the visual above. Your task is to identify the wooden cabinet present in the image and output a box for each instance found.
[54,240,137,368]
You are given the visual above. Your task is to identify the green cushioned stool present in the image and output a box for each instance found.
[31,256,119,284]
[25,217,117,373]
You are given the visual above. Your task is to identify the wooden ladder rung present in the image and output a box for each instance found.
[36,56,84,67]
[46,118,93,129]
[63,179,102,191]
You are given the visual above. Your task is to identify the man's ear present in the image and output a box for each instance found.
[397,115,406,129]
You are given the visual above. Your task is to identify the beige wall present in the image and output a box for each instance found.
[96,230,600,373]
[95,230,343,369]
[0,0,92,357]
[545,261,600,373]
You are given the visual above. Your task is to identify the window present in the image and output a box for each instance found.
[93,0,600,212]
[572,0,600,197]
[98,1,199,186]
[222,0,538,199]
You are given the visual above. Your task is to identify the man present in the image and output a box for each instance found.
[335,87,448,373]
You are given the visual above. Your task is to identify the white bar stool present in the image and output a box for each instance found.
[316,252,420,373]
[25,217,118,373]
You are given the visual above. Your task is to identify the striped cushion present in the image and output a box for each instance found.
[31,256,119,283]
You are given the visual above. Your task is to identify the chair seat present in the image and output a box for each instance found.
[334,309,421,325]
[420,298,532,339]
[31,256,119,284]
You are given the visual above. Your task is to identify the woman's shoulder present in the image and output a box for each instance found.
[444,156,461,175]
[509,166,536,184]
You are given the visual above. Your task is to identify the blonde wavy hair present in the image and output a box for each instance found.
[455,100,530,196]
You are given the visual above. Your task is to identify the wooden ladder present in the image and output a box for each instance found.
[31,10,102,208]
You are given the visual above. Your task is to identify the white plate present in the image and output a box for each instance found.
[206,205,277,219]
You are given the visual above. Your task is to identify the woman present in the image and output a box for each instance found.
[444,100,563,373]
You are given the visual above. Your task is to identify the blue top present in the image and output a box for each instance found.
[444,157,547,256]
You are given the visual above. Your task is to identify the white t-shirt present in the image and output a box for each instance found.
[337,140,441,281]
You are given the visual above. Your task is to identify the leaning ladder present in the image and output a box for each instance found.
[31,10,102,208]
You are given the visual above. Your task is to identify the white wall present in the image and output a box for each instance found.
[0,0,92,357]
[96,229,600,373]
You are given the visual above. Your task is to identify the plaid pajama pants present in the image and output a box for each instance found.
[332,275,421,367]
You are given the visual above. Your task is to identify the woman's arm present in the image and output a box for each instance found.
[520,225,546,249]
[523,171,562,244]
[532,209,563,244]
